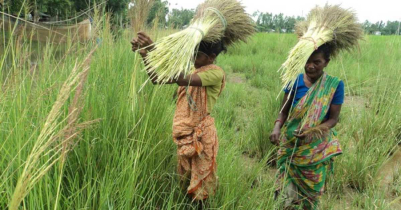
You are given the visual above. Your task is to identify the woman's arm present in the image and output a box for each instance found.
[174,74,203,86]
[269,93,294,145]
[319,82,344,129]
[320,104,342,129]
[276,93,293,128]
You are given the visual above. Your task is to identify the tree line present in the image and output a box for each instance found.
[1,1,400,35]
[362,20,401,35]
[253,11,400,35]
[253,11,305,33]
[1,0,129,20]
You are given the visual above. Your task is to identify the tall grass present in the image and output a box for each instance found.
[128,0,155,33]
[216,33,401,209]
[1,20,400,210]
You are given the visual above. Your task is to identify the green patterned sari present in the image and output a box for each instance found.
[277,73,343,209]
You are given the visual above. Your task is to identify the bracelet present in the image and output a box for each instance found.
[274,119,283,125]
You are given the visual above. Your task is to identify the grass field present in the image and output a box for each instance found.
[1,26,401,209]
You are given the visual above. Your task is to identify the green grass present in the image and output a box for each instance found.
[1,25,401,210]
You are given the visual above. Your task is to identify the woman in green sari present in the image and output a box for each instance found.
[270,44,344,209]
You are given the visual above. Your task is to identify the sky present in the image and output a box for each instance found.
[167,0,401,23]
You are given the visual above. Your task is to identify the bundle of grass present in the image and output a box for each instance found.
[279,4,363,91]
[143,0,255,83]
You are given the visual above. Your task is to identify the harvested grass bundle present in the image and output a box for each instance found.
[280,4,363,91]
[144,0,255,83]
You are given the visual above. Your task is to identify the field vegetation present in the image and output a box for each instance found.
[1,13,401,210]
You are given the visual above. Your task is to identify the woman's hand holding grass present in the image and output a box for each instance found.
[293,128,307,139]
[131,32,154,58]
[131,39,147,57]
[269,125,281,146]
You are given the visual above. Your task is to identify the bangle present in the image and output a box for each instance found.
[274,119,283,125]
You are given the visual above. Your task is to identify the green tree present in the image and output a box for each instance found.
[38,0,73,18]
[272,13,282,32]
[256,12,273,32]
[362,20,373,34]
[147,0,168,26]
[284,16,296,33]
[255,12,304,33]
[2,0,130,20]
[167,8,194,28]
[372,21,385,33]
[2,0,27,15]
[104,0,130,14]
[383,21,400,35]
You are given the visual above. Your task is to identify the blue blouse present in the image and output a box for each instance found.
[284,74,345,118]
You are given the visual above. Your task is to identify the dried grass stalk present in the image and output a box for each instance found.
[144,0,255,83]
[9,49,97,210]
[62,51,93,162]
[129,0,155,33]
[280,4,363,91]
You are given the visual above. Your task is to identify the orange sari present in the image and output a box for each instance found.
[172,64,225,200]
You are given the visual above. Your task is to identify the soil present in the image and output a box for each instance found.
[344,96,369,112]
[377,147,401,194]
[227,73,246,84]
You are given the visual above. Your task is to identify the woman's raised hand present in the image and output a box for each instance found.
[137,32,154,50]
[131,32,154,57]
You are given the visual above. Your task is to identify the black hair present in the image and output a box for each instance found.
[312,43,332,61]
[197,40,227,57]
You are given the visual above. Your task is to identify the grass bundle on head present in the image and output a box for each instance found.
[144,0,255,83]
[280,4,363,91]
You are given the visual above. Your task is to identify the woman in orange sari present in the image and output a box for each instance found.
[131,32,226,202]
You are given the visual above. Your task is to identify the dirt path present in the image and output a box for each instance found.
[227,73,246,84]
[377,146,401,188]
